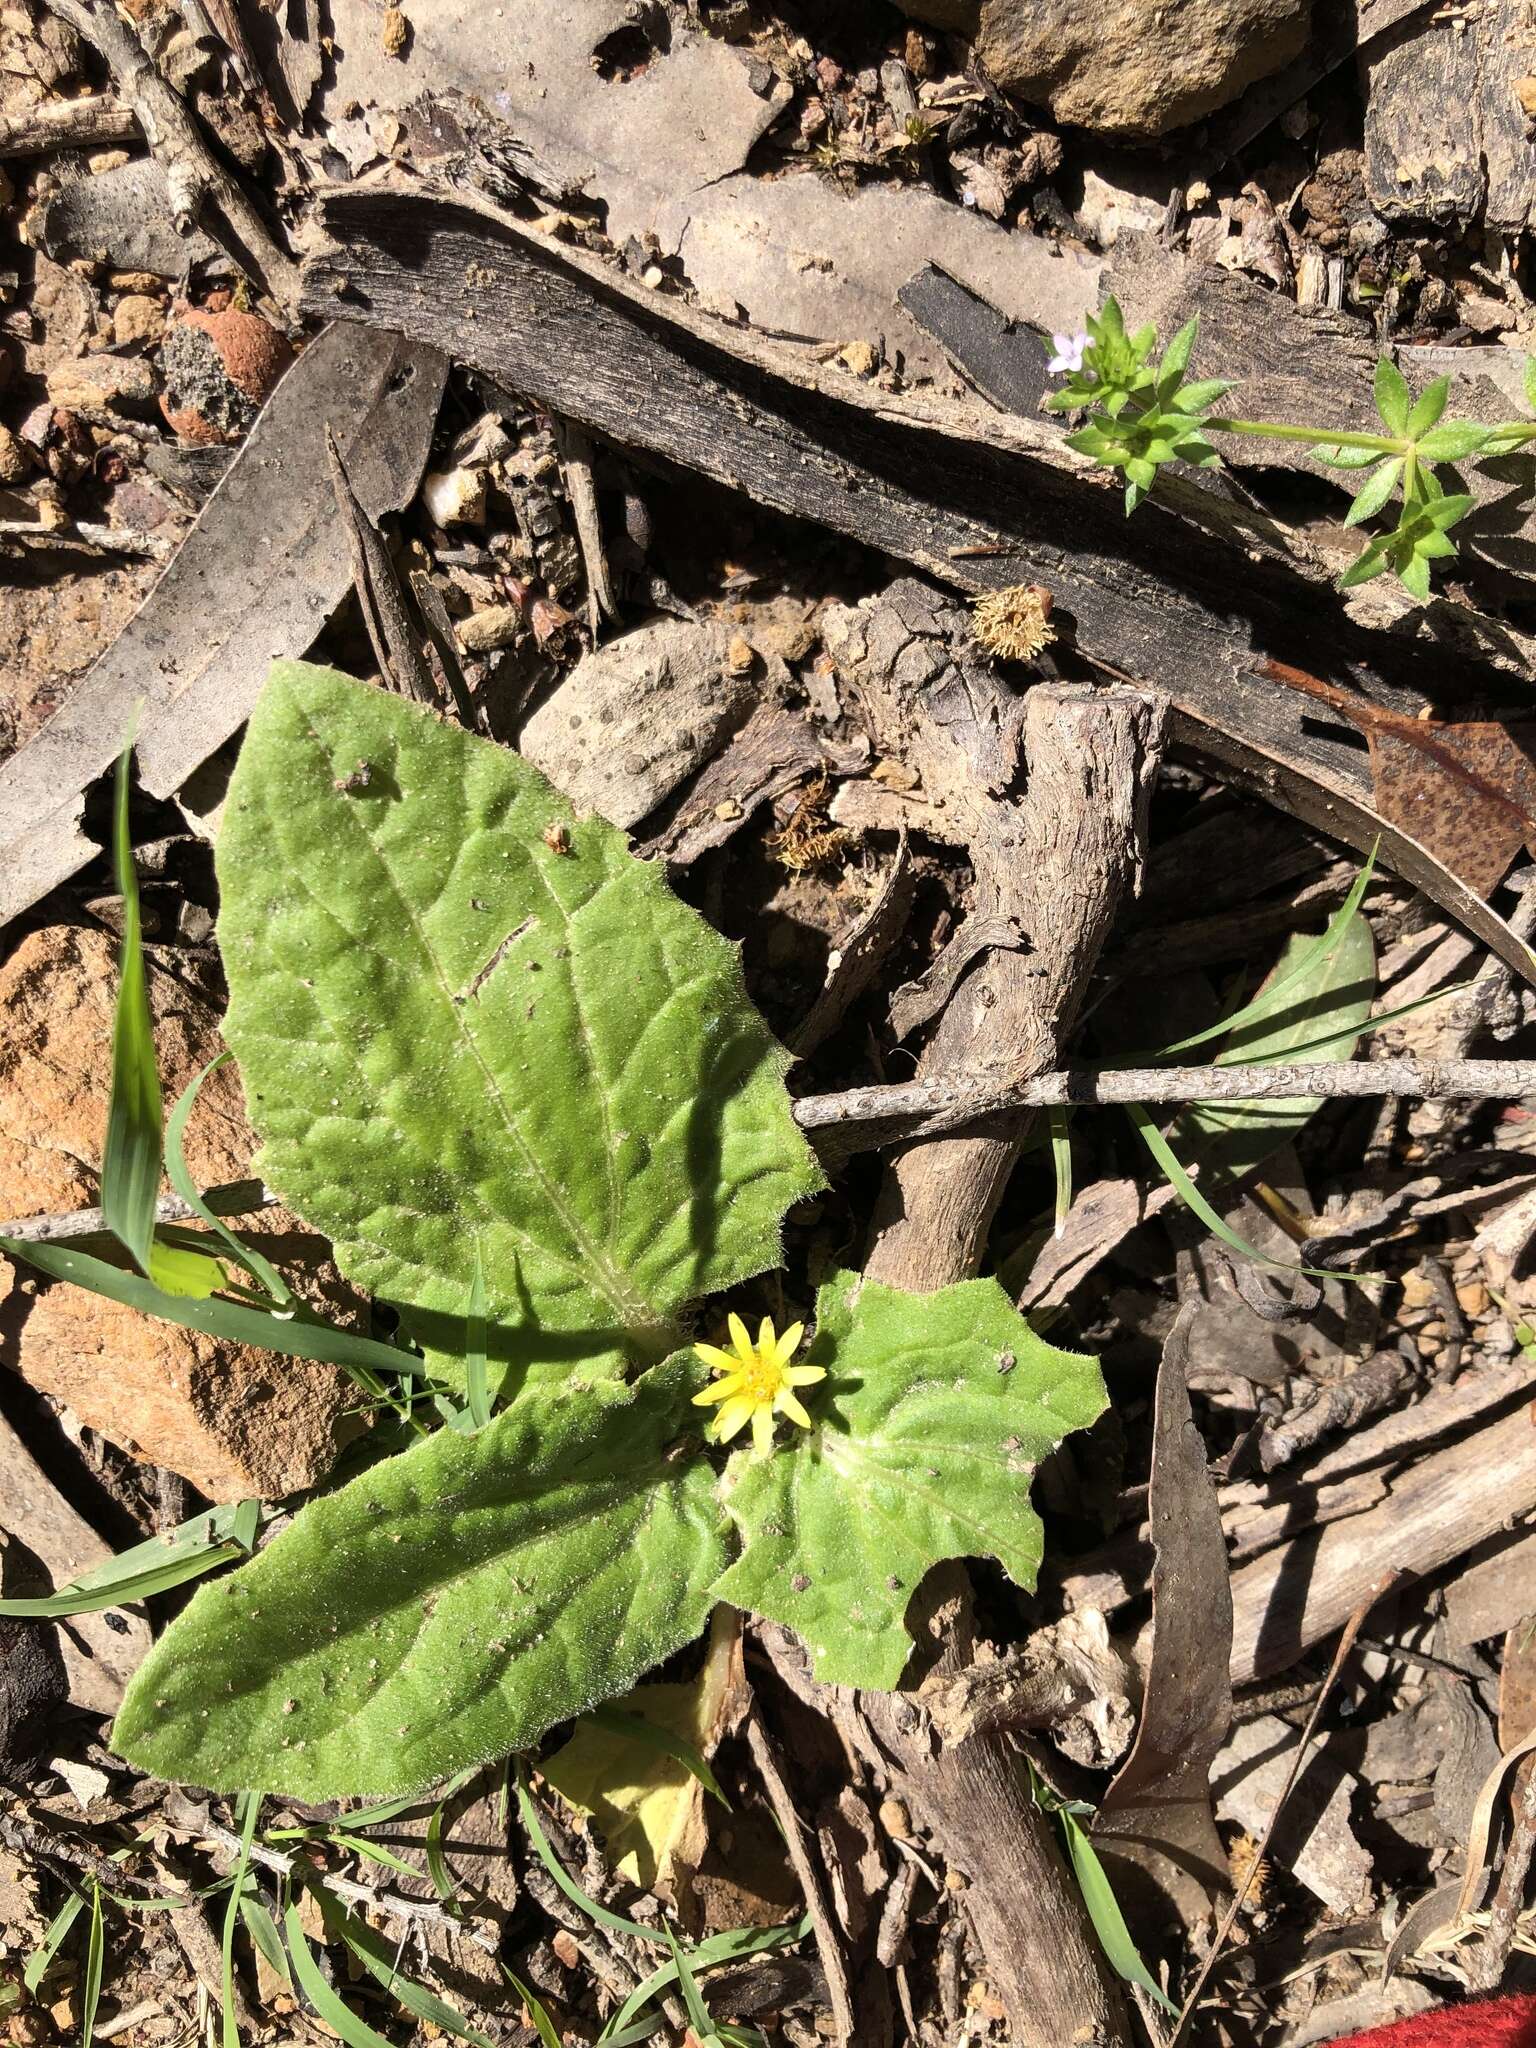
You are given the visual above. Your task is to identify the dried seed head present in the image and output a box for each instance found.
[1227,1830,1271,1911]
[972,583,1056,662]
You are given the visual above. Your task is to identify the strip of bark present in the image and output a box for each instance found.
[1093,1304,1233,1916]
[0,324,445,928]
[1226,1400,1536,1685]
[1058,1352,1536,1624]
[0,92,137,155]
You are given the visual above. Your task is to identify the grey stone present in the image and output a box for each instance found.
[518,617,762,830]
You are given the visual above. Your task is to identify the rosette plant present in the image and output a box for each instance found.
[33,661,1111,1800]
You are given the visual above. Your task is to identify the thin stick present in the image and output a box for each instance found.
[0,1181,274,1245]
[42,0,298,310]
[1169,1571,1406,2043]
[198,1817,498,1953]
[793,1055,1536,1150]
[325,424,447,713]
[744,1714,857,2046]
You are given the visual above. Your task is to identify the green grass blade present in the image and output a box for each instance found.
[220,1794,261,2048]
[101,745,163,1275]
[665,1928,717,2040]
[503,1970,563,2048]
[166,1054,292,1306]
[1060,1812,1177,2016]
[1243,974,1472,1065]
[281,1901,396,2048]
[517,1770,657,1943]
[425,1795,458,1908]
[1170,909,1374,1192]
[0,1547,245,1618]
[598,1917,812,2043]
[311,1882,492,2048]
[265,1792,428,1842]
[1127,1105,1367,1280]
[26,1891,86,1994]
[236,1898,289,1988]
[1048,1106,1073,1240]
[80,1885,104,2048]
[328,1835,425,1882]
[0,1499,261,1619]
[1153,849,1377,1061]
[0,1237,426,1381]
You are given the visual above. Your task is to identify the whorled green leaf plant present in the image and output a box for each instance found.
[1047,298,1536,600]
[90,661,1107,1799]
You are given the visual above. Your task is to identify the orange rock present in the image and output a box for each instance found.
[159,302,293,446]
[0,926,355,1501]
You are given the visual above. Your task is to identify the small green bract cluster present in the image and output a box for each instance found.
[1049,295,1536,601]
[1048,298,1229,514]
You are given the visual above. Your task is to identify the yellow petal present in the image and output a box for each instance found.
[727,1312,753,1362]
[691,1378,740,1406]
[751,1404,774,1454]
[695,1342,739,1372]
[785,1365,827,1386]
[758,1315,778,1355]
[772,1321,805,1367]
[714,1395,755,1442]
[776,1390,813,1428]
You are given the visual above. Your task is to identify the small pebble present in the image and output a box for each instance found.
[1399,1268,1436,1311]
[879,1797,911,1839]
[458,603,523,653]
[113,293,166,349]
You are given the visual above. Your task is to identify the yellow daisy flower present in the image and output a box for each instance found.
[692,1312,827,1454]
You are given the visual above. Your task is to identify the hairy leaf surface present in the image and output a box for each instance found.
[713,1271,1105,1688]
[216,662,824,1393]
[113,1361,727,1797]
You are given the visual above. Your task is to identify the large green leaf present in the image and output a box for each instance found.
[112,1360,728,1798]
[216,662,824,1395]
[712,1271,1106,1688]
[1170,909,1376,1189]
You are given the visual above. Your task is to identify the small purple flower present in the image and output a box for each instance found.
[1047,331,1090,375]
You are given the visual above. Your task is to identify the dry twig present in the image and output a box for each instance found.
[42,0,299,309]
[1170,1573,1405,2043]
[794,1055,1536,1153]
[744,1715,858,2044]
